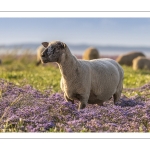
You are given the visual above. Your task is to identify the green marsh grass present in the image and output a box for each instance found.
[0,50,61,92]
[1,50,150,95]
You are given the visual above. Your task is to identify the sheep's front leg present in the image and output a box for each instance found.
[64,93,74,104]
[78,96,88,110]
[79,101,87,109]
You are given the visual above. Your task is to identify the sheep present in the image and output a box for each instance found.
[36,45,45,66]
[133,56,150,70]
[40,41,124,109]
[82,47,100,60]
[116,51,145,66]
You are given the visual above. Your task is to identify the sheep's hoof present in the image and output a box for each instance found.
[67,99,74,104]
[71,100,74,104]
[114,102,118,105]
[79,103,86,110]
[97,102,104,106]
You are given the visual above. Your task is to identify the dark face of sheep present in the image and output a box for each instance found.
[41,41,66,63]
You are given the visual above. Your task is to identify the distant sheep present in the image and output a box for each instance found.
[116,51,145,66]
[36,45,45,66]
[82,47,100,60]
[0,59,1,64]
[40,41,124,110]
[133,56,150,70]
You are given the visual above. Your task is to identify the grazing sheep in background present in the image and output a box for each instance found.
[0,59,1,64]
[133,56,150,70]
[40,41,124,110]
[116,51,145,66]
[36,45,45,66]
[82,47,100,60]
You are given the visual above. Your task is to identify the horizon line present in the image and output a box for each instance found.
[1,42,150,49]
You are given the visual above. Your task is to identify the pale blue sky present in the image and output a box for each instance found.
[0,18,150,47]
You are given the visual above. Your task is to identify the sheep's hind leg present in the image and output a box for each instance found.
[64,93,74,104]
[97,101,104,106]
[113,81,123,105]
[113,92,121,105]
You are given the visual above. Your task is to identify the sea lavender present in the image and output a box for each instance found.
[0,79,150,132]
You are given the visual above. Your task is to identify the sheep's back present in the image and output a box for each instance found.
[89,59,121,82]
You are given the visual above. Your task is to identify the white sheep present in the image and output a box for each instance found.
[116,51,145,66]
[40,41,124,109]
[133,56,150,70]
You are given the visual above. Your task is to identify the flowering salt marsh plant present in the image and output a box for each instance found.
[0,79,150,132]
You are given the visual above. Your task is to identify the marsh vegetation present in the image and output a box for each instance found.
[0,51,150,132]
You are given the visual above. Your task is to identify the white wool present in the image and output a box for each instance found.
[41,41,124,109]
[58,45,124,109]
[133,56,150,70]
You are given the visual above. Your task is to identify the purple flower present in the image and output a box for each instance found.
[1,79,150,132]
[44,122,55,130]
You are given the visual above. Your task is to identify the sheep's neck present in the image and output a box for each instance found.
[57,52,79,80]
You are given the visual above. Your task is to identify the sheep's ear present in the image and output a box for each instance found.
[61,43,66,53]
[63,43,66,48]
[61,42,66,49]
[42,42,49,48]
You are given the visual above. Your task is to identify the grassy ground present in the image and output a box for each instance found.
[1,53,150,93]
[0,53,61,92]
